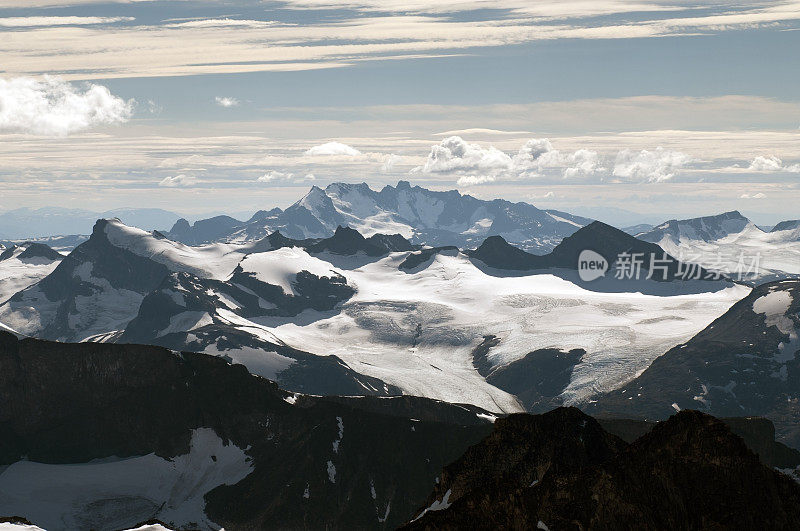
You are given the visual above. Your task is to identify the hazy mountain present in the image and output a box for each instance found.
[0,242,63,304]
[166,181,593,253]
[0,207,184,239]
[637,211,800,283]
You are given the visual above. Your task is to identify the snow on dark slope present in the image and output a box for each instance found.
[587,279,800,448]
[0,332,493,530]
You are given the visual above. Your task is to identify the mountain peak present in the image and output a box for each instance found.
[468,235,541,270]
[396,180,411,190]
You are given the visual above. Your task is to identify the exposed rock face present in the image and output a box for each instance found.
[0,331,492,529]
[405,408,800,530]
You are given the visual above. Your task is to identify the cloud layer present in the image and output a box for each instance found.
[414,136,689,184]
[0,76,133,136]
[2,1,799,79]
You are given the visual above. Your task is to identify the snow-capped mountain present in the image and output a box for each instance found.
[0,217,748,415]
[0,242,63,304]
[637,211,800,283]
[589,279,800,448]
[166,181,593,253]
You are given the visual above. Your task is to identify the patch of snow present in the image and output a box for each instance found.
[204,343,295,380]
[0,428,253,531]
[476,412,497,423]
[284,393,300,405]
[327,460,337,483]
[157,311,213,338]
[237,247,343,296]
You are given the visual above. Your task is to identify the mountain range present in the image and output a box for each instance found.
[637,210,800,283]
[0,216,750,415]
[165,181,592,254]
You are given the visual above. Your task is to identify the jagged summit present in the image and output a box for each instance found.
[163,181,591,251]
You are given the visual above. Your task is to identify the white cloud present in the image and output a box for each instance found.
[612,147,690,182]
[158,174,197,187]
[416,136,512,174]
[415,136,603,183]
[0,76,133,136]
[740,192,767,199]
[214,96,240,108]
[512,139,603,178]
[257,170,315,183]
[748,155,800,173]
[305,141,362,156]
[456,175,496,186]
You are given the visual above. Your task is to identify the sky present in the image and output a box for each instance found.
[0,0,798,225]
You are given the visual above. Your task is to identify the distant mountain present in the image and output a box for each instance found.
[0,234,88,253]
[467,221,721,287]
[637,211,751,243]
[406,409,800,529]
[637,211,800,283]
[588,279,800,448]
[166,181,593,253]
[772,220,800,234]
[0,207,184,239]
[622,223,654,235]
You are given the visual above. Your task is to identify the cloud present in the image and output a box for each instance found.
[612,148,690,183]
[0,76,133,136]
[0,16,134,27]
[740,192,767,199]
[4,3,800,80]
[305,141,362,156]
[215,96,240,108]
[257,170,315,183]
[456,175,496,186]
[417,136,511,175]
[380,154,402,173]
[158,174,197,187]
[512,139,603,178]
[748,155,800,173]
[415,136,603,183]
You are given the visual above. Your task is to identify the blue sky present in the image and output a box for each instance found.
[0,0,798,224]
